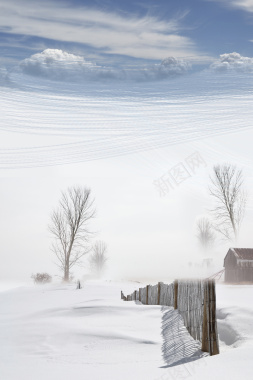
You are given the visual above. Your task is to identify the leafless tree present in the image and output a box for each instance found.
[196,217,215,250]
[49,186,95,282]
[209,164,246,242]
[89,240,108,277]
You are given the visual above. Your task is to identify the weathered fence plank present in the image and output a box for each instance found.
[174,280,178,309]
[146,285,149,305]
[157,282,161,305]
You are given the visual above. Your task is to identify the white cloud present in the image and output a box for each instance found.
[0,0,210,63]
[232,0,253,12]
[19,49,191,82]
[134,57,191,81]
[210,52,253,72]
[19,49,120,81]
[155,57,191,76]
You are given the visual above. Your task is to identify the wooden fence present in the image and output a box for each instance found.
[121,279,219,356]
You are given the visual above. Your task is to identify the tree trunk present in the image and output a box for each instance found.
[64,261,69,282]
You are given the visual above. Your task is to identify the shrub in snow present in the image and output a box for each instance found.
[31,273,52,284]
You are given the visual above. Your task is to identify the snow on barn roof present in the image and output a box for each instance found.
[231,248,253,260]
[224,248,253,268]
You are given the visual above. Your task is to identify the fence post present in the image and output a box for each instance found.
[139,288,141,302]
[135,290,137,301]
[174,280,178,309]
[202,280,219,355]
[202,281,209,353]
[146,285,149,305]
[157,282,161,305]
[209,280,219,355]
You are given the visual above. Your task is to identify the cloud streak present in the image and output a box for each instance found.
[208,0,253,13]
[0,0,209,62]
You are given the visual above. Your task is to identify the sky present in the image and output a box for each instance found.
[1,0,253,283]
[1,0,253,68]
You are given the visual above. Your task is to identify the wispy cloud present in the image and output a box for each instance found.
[208,0,253,13]
[0,0,209,62]
[210,52,253,72]
[19,49,191,82]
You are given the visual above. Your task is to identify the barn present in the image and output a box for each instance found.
[224,248,253,283]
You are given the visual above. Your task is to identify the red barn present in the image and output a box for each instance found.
[224,248,253,283]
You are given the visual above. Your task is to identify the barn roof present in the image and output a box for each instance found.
[230,248,253,260]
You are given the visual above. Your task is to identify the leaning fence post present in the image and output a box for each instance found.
[174,280,178,309]
[157,282,161,305]
[146,285,149,305]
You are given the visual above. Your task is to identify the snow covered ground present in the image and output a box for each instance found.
[0,281,252,379]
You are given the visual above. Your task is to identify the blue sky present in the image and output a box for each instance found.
[1,0,253,70]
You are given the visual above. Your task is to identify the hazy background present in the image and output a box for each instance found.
[1,0,253,284]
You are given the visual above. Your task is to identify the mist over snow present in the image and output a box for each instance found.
[210,52,253,73]
[19,49,191,82]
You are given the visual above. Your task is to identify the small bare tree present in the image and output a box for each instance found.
[49,186,95,282]
[209,164,246,242]
[89,240,108,277]
[196,217,215,250]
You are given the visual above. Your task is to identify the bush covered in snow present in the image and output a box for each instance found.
[31,273,52,284]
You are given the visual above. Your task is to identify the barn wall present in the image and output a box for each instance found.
[225,268,235,282]
[224,250,237,268]
[224,250,253,283]
[224,250,238,282]
[225,264,253,283]
[238,266,253,282]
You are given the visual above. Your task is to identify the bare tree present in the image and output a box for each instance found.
[196,217,215,250]
[49,186,95,282]
[209,164,246,242]
[89,240,108,277]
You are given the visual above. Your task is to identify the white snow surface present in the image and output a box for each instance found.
[0,281,252,379]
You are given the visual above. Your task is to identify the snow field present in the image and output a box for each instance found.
[0,281,253,379]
